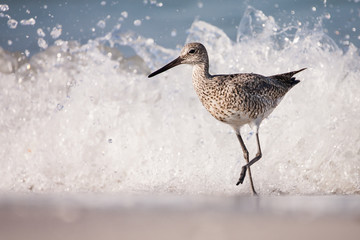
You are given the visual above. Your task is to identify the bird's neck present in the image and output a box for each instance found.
[192,62,214,103]
[192,63,211,86]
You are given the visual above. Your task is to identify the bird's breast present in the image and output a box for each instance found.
[193,84,251,124]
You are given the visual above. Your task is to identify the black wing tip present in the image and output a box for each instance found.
[291,78,301,85]
[292,68,306,85]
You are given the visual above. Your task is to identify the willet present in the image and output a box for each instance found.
[148,42,305,195]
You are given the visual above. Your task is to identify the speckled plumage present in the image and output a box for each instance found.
[148,42,305,195]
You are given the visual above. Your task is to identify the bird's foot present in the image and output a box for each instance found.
[236,166,247,185]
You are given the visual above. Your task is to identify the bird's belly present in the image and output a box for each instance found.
[203,98,277,129]
[219,110,253,126]
[206,104,253,127]
[198,91,278,129]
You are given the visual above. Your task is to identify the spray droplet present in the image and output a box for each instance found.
[97,20,106,29]
[0,4,9,11]
[38,38,48,49]
[37,28,46,37]
[146,38,154,45]
[57,104,64,111]
[121,11,128,18]
[7,19,18,29]
[20,18,36,26]
[133,19,141,26]
[108,139,113,143]
[50,25,62,39]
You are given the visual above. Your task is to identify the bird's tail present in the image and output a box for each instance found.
[269,68,306,86]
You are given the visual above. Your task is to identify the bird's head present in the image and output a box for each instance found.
[148,42,208,78]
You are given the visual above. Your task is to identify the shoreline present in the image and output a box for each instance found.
[1,193,359,240]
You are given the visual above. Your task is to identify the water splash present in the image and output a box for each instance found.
[0,7,359,195]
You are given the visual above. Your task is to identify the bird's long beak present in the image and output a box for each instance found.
[148,56,182,78]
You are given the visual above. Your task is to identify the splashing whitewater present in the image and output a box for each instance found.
[0,7,359,195]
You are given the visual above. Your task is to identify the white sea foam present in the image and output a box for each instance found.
[0,8,359,195]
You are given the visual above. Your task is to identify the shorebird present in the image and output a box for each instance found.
[148,42,305,195]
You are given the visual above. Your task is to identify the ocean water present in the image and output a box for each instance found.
[0,0,359,195]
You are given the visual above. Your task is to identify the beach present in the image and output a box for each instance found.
[1,194,360,240]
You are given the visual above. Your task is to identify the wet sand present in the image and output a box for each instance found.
[1,194,359,240]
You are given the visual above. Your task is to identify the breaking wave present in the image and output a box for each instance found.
[0,7,359,195]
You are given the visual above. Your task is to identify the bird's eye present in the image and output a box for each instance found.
[188,49,196,54]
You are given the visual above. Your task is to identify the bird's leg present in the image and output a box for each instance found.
[238,130,262,188]
[235,129,257,195]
